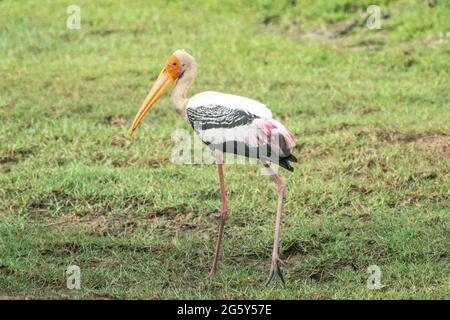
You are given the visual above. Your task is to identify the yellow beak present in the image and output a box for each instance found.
[129,68,174,135]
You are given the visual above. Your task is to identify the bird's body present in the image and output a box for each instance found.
[129,50,298,284]
[186,91,297,171]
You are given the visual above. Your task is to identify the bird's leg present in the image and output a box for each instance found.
[264,163,286,285]
[209,151,228,276]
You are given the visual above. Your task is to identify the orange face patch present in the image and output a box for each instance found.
[164,55,181,80]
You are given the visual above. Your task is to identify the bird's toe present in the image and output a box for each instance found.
[265,258,285,286]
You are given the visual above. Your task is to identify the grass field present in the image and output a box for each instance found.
[0,0,449,299]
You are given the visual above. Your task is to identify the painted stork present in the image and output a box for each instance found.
[129,50,297,284]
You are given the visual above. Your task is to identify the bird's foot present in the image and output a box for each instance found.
[265,256,285,286]
[208,265,217,277]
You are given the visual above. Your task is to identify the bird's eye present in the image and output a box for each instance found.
[173,62,177,66]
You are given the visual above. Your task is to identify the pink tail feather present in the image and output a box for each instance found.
[260,119,296,149]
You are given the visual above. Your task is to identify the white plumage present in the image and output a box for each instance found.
[188,91,273,118]
[186,91,295,168]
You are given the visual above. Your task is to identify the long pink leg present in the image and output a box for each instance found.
[209,151,228,276]
[264,163,286,285]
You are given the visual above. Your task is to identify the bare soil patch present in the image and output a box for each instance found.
[0,147,34,164]
[357,129,449,152]
[105,114,126,127]
[411,134,450,151]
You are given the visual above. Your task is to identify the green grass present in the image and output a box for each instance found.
[0,0,449,299]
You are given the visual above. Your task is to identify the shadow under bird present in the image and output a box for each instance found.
[129,50,298,284]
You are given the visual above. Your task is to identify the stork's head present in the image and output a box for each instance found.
[129,49,196,135]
